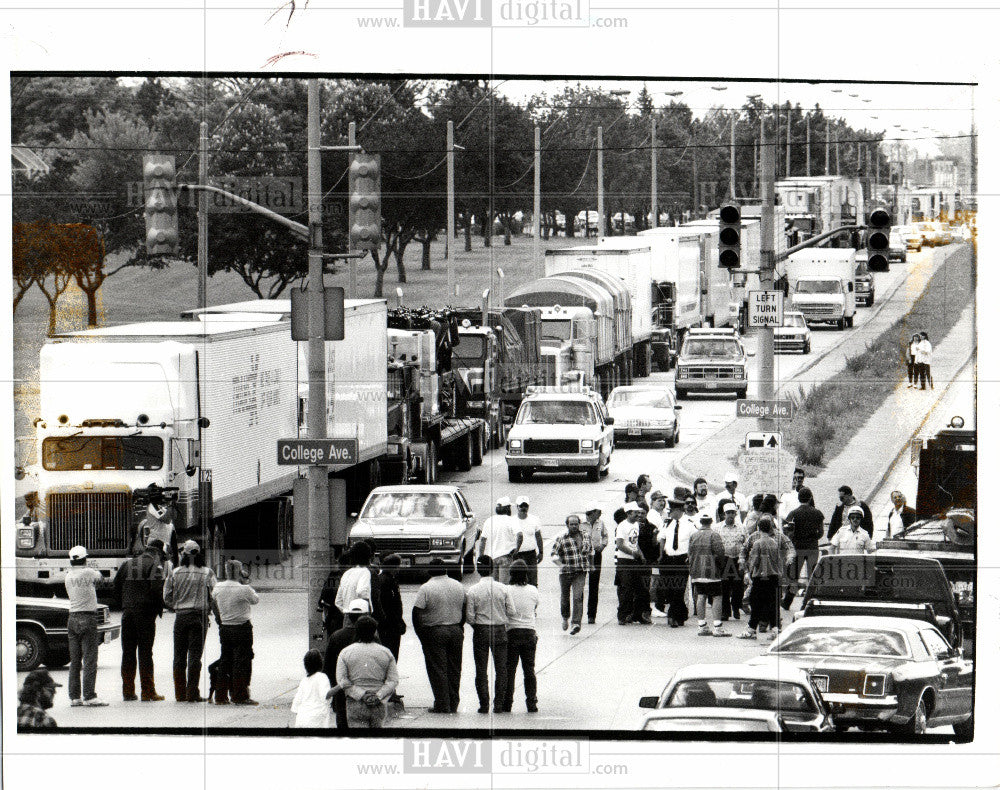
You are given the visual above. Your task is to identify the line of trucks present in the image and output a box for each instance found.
[15,209,832,594]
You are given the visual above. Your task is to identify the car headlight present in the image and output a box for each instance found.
[862,674,887,697]
[677,369,690,380]
[508,439,522,448]
[580,439,594,449]
[431,537,459,549]
[17,526,36,549]
[735,368,746,379]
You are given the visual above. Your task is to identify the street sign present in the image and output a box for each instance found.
[737,399,795,420]
[277,438,358,466]
[745,431,782,450]
[748,290,784,327]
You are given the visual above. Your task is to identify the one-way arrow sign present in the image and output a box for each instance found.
[745,431,782,450]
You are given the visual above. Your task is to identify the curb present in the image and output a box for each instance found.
[670,254,926,492]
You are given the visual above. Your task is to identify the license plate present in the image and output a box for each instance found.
[542,460,560,467]
[628,428,642,436]
[399,558,412,567]
[812,675,829,693]
[705,381,718,389]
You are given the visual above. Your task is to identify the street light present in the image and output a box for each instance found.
[496,267,505,310]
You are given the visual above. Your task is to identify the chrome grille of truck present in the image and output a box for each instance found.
[47,492,131,554]
[684,366,740,380]
[798,304,840,317]
[367,537,431,553]
[524,439,580,454]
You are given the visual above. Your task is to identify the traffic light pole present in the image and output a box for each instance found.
[198,122,208,310]
[306,79,329,650]
[758,134,775,433]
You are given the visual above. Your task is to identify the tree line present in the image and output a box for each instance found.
[12,76,889,313]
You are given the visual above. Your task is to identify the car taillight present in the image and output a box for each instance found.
[862,674,887,697]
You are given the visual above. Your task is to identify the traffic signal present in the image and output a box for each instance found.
[866,203,891,270]
[142,155,179,256]
[718,203,741,269]
[349,153,381,252]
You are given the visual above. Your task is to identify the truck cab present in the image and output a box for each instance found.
[674,327,750,400]
[505,386,614,482]
[451,324,504,444]
[537,305,597,389]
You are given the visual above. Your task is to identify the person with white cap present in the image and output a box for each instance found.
[64,545,108,707]
[614,502,645,624]
[715,502,747,621]
[688,512,731,637]
[830,506,876,554]
[512,495,544,587]
[163,540,218,702]
[582,500,609,624]
[324,598,373,729]
[478,496,517,582]
[715,473,748,520]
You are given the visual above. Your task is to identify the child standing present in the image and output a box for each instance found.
[291,649,331,727]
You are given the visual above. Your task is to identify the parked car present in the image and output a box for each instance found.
[607,384,681,447]
[17,596,120,672]
[506,386,614,482]
[853,253,875,307]
[888,227,908,262]
[641,709,790,733]
[638,663,834,733]
[797,553,965,651]
[900,225,923,252]
[674,327,751,400]
[916,222,942,247]
[750,616,974,737]
[348,485,480,575]
[774,311,812,354]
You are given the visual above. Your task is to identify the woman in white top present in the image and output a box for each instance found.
[906,333,921,388]
[917,332,933,390]
[291,649,331,727]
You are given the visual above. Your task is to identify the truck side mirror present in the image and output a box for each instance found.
[848,283,854,292]
[638,696,659,708]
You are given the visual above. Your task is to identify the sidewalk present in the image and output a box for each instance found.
[673,250,974,519]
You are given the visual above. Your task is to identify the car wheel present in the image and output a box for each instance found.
[803,341,811,354]
[507,467,522,483]
[847,315,855,328]
[16,626,46,672]
[953,715,974,739]
[866,295,874,307]
[837,318,846,330]
[894,696,929,736]
[665,431,676,449]
[587,464,600,482]
[461,542,475,575]
[737,388,748,399]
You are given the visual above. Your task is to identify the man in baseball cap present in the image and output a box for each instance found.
[513,495,543,586]
[18,670,62,729]
[582,501,609,624]
[479,497,516,581]
[64,545,108,707]
[163,539,218,701]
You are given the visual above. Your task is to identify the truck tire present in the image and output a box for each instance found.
[847,315,855,328]
[587,464,600,482]
[837,318,846,330]
[508,467,522,483]
[471,428,484,466]
[456,433,474,472]
[675,389,687,400]
[737,388,748,399]
[16,626,46,672]
[422,442,438,484]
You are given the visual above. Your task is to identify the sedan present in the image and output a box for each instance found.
[638,663,834,733]
[774,311,811,354]
[349,485,480,576]
[607,385,681,447]
[17,597,120,672]
[749,616,974,737]
[641,709,789,733]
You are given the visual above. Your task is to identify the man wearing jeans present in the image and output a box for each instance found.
[113,540,167,702]
[162,540,217,702]
[465,556,516,713]
[64,545,108,707]
[551,514,593,635]
[582,502,608,624]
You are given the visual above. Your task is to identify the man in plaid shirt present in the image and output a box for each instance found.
[551,514,593,635]
[18,670,61,729]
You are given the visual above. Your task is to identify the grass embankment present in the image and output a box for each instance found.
[787,245,974,469]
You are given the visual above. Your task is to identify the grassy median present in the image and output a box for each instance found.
[787,244,975,469]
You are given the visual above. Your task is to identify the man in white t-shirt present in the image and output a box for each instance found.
[64,545,108,707]
[614,503,644,625]
[512,496,544,587]
[478,497,517,582]
[715,473,748,521]
[778,468,807,523]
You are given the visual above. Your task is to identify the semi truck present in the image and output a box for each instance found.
[775,176,864,242]
[506,272,632,399]
[545,246,654,378]
[782,248,857,330]
[16,306,387,592]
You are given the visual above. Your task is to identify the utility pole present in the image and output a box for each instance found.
[533,125,541,278]
[785,111,791,178]
[692,152,698,216]
[825,121,830,175]
[835,130,840,176]
[198,121,208,310]
[597,125,604,237]
[758,132,775,430]
[729,114,736,200]
[348,121,357,299]
[806,119,810,176]
[446,120,456,299]
[306,80,330,650]
[652,115,659,225]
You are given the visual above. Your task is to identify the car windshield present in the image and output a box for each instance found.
[452,334,485,361]
[795,280,841,295]
[681,338,740,358]
[541,319,572,343]
[41,436,164,471]
[805,557,953,603]
[516,400,597,425]
[608,389,673,409]
[781,314,805,328]
[664,679,818,713]
[771,626,908,658]
[361,492,458,520]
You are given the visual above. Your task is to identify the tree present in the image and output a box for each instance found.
[14,221,77,335]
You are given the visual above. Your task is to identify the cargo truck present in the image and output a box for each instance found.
[782,248,857,329]
[776,176,864,241]
[545,246,654,377]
